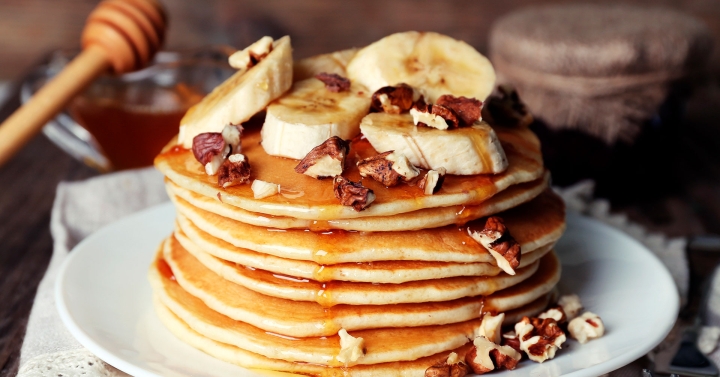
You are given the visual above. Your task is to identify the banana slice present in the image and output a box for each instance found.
[359,113,508,175]
[177,36,293,148]
[261,78,371,159]
[347,31,495,103]
[293,48,359,81]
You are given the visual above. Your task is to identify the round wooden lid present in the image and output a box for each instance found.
[489,4,712,77]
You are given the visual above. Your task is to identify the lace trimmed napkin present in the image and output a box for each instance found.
[15,170,696,376]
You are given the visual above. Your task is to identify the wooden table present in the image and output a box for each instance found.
[1,76,720,376]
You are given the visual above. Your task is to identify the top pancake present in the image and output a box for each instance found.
[155,120,544,220]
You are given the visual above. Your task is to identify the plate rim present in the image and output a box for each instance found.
[55,204,680,377]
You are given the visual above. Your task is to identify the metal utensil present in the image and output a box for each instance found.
[668,235,720,377]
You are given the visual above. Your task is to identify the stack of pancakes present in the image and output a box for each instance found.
[150,114,566,375]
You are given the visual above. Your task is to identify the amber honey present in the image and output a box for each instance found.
[70,84,202,170]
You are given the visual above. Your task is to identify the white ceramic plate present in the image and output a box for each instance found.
[57,202,679,377]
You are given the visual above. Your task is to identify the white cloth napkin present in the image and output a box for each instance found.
[18,167,167,377]
[15,171,693,376]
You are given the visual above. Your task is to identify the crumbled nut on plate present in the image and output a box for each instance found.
[295,136,350,179]
[515,317,566,363]
[568,312,605,344]
[558,294,583,321]
[424,351,470,377]
[538,306,567,323]
[465,336,521,374]
[475,312,505,344]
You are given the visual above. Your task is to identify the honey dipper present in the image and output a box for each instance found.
[0,0,167,167]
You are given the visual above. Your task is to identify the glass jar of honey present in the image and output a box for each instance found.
[21,47,236,171]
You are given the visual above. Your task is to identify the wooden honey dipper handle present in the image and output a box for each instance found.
[0,0,166,167]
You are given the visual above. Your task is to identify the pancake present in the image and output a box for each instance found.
[164,235,543,306]
[174,188,565,265]
[154,298,476,377]
[168,171,549,232]
[152,242,559,337]
[175,225,554,283]
[155,122,544,220]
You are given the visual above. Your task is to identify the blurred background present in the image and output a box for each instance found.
[1,0,719,238]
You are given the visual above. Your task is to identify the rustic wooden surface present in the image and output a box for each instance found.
[0,90,96,376]
[1,1,720,375]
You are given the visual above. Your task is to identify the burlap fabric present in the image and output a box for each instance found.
[489,4,712,143]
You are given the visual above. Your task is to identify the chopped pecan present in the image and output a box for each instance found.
[466,336,521,374]
[475,313,505,344]
[371,84,415,114]
[333,176,375,211]
[538,306,567,323]
[357,151,419,187]
[424,353,469,377]
[295,136,349,179]
[568,312,605,344]
[217,154,251,188]
[431,104,459,128]
[467,216,521,275]
[481,85,532,127]
[229,36,274,70]
[337,329,365,365]
[489,348,521,371]
[192,132,229,175]
[315,72,351,92]
[515,316,567,363]
[502,332,522,354]
[251,179,279,199]
[436,95,482,126]
[221,124,243,154]
[558,294,583,321]
[465,340,494,375]
[418,168,447,195]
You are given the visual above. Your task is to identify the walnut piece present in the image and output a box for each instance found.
[221,124,243,154]
[515,317,567,363]
[538,306,567,323]
[251,179,279,199]
[465,337,495,374]
[466,336,521,374]
[229,36,274,70]
[315,72,351,93]
[333,176,375,211]
[371,84,416,114]
[295,136,349,179]
[192,132,229,175]
[558,294,583,321]
[424,352,470,377]
[476,313,505,344]
[481,85,532,127]
[418,168,446,195]
[217,154,251,188]
[337,329,365,365]
[467,216,522,275]
[357,151,420,187]
[568,312,605,344]
[502,332,521,354]
[436,95,482,126]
